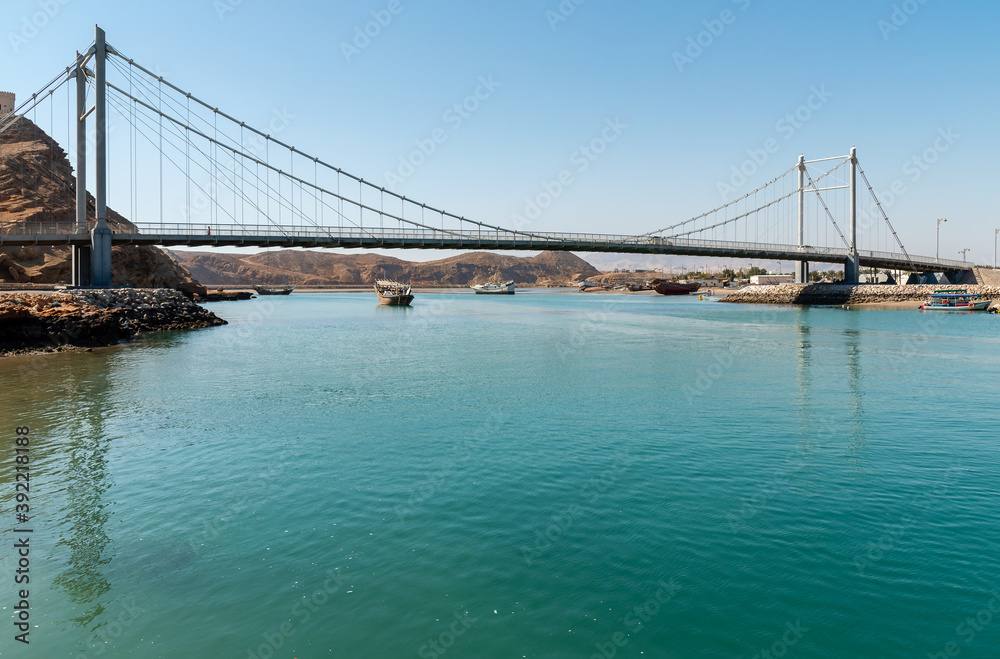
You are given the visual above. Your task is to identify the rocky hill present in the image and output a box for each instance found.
[170,249,601,287]
[0,117,202,292]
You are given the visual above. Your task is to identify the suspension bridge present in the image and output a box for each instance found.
[0,27,971,287]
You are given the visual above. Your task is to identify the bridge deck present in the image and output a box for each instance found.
[0,223,970,272]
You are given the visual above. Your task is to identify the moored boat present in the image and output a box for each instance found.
[253,285,296,295]
[374,280,414,306]
[654,281,701,296]
[919,290,989,311]
[471,280,515,294]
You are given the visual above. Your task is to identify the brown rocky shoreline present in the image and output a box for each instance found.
[0,288,226,355]
[720,284,1000,308]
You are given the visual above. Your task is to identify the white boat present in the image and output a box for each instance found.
[471,280,515,295]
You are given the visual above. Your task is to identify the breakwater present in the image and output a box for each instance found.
[0,288,226,355]
[720,284,1000,307]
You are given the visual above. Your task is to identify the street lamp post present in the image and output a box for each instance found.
[995,228,999,269]
[936,218,948,260]
[959,249,970,263]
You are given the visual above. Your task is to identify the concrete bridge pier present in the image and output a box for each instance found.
[844,254,860,284]
[71,245,91,287]
[795,261,809,284]
[91,227,112,287]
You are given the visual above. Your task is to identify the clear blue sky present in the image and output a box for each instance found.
[4,0,999,262]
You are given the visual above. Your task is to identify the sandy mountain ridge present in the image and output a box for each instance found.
[170,249,601,287]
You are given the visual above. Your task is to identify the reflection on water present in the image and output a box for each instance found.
[53,436,113,626]
[795,314,813,447]
[844,315,868,465]
[49,355,116,627]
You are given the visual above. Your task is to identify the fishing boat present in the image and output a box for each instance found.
[471,280,515,295]
[653,281,701,296]
[919,290,990,311]
[374,280,414,306]
[252,285,296,295]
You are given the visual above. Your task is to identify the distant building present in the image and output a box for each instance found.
[0,91,14,116]
[750,274,794,285]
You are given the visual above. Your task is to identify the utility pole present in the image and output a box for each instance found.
[936,218,947,261]
[959,249,970,263]
[994,228,998,269]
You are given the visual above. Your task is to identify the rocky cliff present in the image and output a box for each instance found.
[0,117,203,292]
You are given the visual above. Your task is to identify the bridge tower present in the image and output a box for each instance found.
[844,147,860,284]
[71,51,90,286]
[795,155,808,284]
[90,26,113,287]
[69,27,112,287]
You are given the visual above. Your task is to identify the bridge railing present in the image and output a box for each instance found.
[0,221,145,236]
[128,223,845,251]
[0,221,82,235]
[5,220,970,269]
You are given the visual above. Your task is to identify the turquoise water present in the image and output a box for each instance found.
[2,291,1000,658]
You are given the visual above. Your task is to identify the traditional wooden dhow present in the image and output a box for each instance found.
[374,280,414,306]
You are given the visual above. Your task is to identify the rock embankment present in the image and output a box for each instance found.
[720,284,1000,306]
[0,288,226,355]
